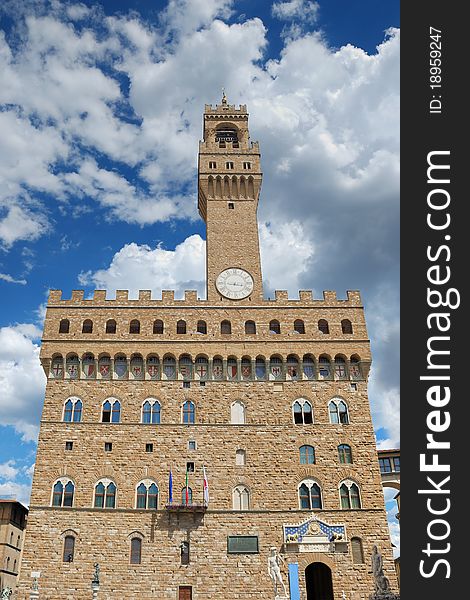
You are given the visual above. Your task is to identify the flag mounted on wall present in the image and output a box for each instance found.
[203,466,209,506]
[169,468,173,504]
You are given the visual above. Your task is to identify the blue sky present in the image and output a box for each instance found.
[0,0,399,553]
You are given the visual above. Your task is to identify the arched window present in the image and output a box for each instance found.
[63,397,82,422]
[177,320,186,334]
[136,481,159,509]
[51,355,64,379]
[130,537,142,564]
[94,480,116,508]
[338,444,353,464]
[146,356,159,380]
[182,401,195,424]
[153,319,164,334]
[299,445,315,464]
[303,354,315,380]
[298,479,322,509]
[334,356,347,380]
[342,319,353,334]
[59,319,70,334]
[287,355,299,380]
[179,354,192,380]
[227,357,237,380]
[196,320,207,334]
[241,357,252,380]
[195,356,209,380]
[231,400,246,424]
[318,355,332,380]
[255,356,266,380]
[329,399,349,424]
[142,399,161,424]
[221,320,231,334]
[65,354,79,379]
[52,479,74,507]
[236,449,246,466]
[269,320,280,334]
[318,319,329,334]
[232,486,250,510]
[63,535,75,562]
[82,319,93,333]
[294,319,305,334]
[114,355,128,379]
[292,399,313,425]
[245,320,256,334]
[130,354,144,379]
[212,357,223,379]
[163,355,176,379]
[340,480,361,509]
[102,399,121,423]
[106,319,117,334]
[129,319,140,334]
[182,487,193,505]
[351,537,364,563]
[350,355,362,380]
[269,356,283,380]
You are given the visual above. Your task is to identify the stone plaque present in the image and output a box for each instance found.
[227,535,259,554]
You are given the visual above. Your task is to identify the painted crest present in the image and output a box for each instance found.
[242,365,251,378]
[350,365,361,379]
[271,366,282,378]
[196,364,208,378]
[180,365,191,379]
[303,365,314,379]
[115,361,127,378]
[52,363,63,378]
[228,364,237,379]
[67,365,78,379]
[335,365,346,379]
[83,363,95,378]
[287,366,298,378]
[163,365,175,379]
[319,367,330,379]
[132,365,143,378]
[148,365,159,378]
[99,363,110,377]
[255,365,266,379]
[213,364,223,379]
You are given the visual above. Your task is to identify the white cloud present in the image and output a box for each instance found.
[0,481,31,507]
[0,273,27,285]
[0,203,50,250]
[0,460,18,480]
[79,235,206,298]
[0,324,46,442]
[272,0,319,23]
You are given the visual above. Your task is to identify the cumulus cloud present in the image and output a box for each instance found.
[0,273,27,285]
[272,0,319,23]
[0,324,46,442]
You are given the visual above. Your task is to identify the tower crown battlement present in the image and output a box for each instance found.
[46,288,362,306]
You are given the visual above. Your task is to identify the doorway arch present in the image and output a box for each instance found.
[305,562,334,600]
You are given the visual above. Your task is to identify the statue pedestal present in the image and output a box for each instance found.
[369,594,400,600]
[275,595,290,600]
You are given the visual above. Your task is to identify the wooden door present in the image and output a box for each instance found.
[179,586,192,600]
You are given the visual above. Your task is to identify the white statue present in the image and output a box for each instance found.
[1,588,12,599]
[268,547,288,598]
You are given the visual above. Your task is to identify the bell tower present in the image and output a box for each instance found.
[198,92,263,302]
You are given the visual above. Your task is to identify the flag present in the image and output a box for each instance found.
[203,466,209,506]
[185,467,189,505]
[169,468,173,504]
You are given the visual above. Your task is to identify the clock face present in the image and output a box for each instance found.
[216,268,254,300]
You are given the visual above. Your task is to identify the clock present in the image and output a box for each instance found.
[216,268,254,300]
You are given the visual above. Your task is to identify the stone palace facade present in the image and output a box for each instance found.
[17,95,398,600]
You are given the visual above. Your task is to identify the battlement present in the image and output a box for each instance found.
[204,103,248,114]
[47,289,362,307]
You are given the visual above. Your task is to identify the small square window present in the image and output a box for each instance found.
[209,161,216,169]
[228,202,235,209]
[105,442,112,452]
[188,440,197,451]
[183,381,190,389]
[200,380,206,386]
[65,441,73,451]
[350,383,358,391]
[146,443,154,453]
[186,462,195,473]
